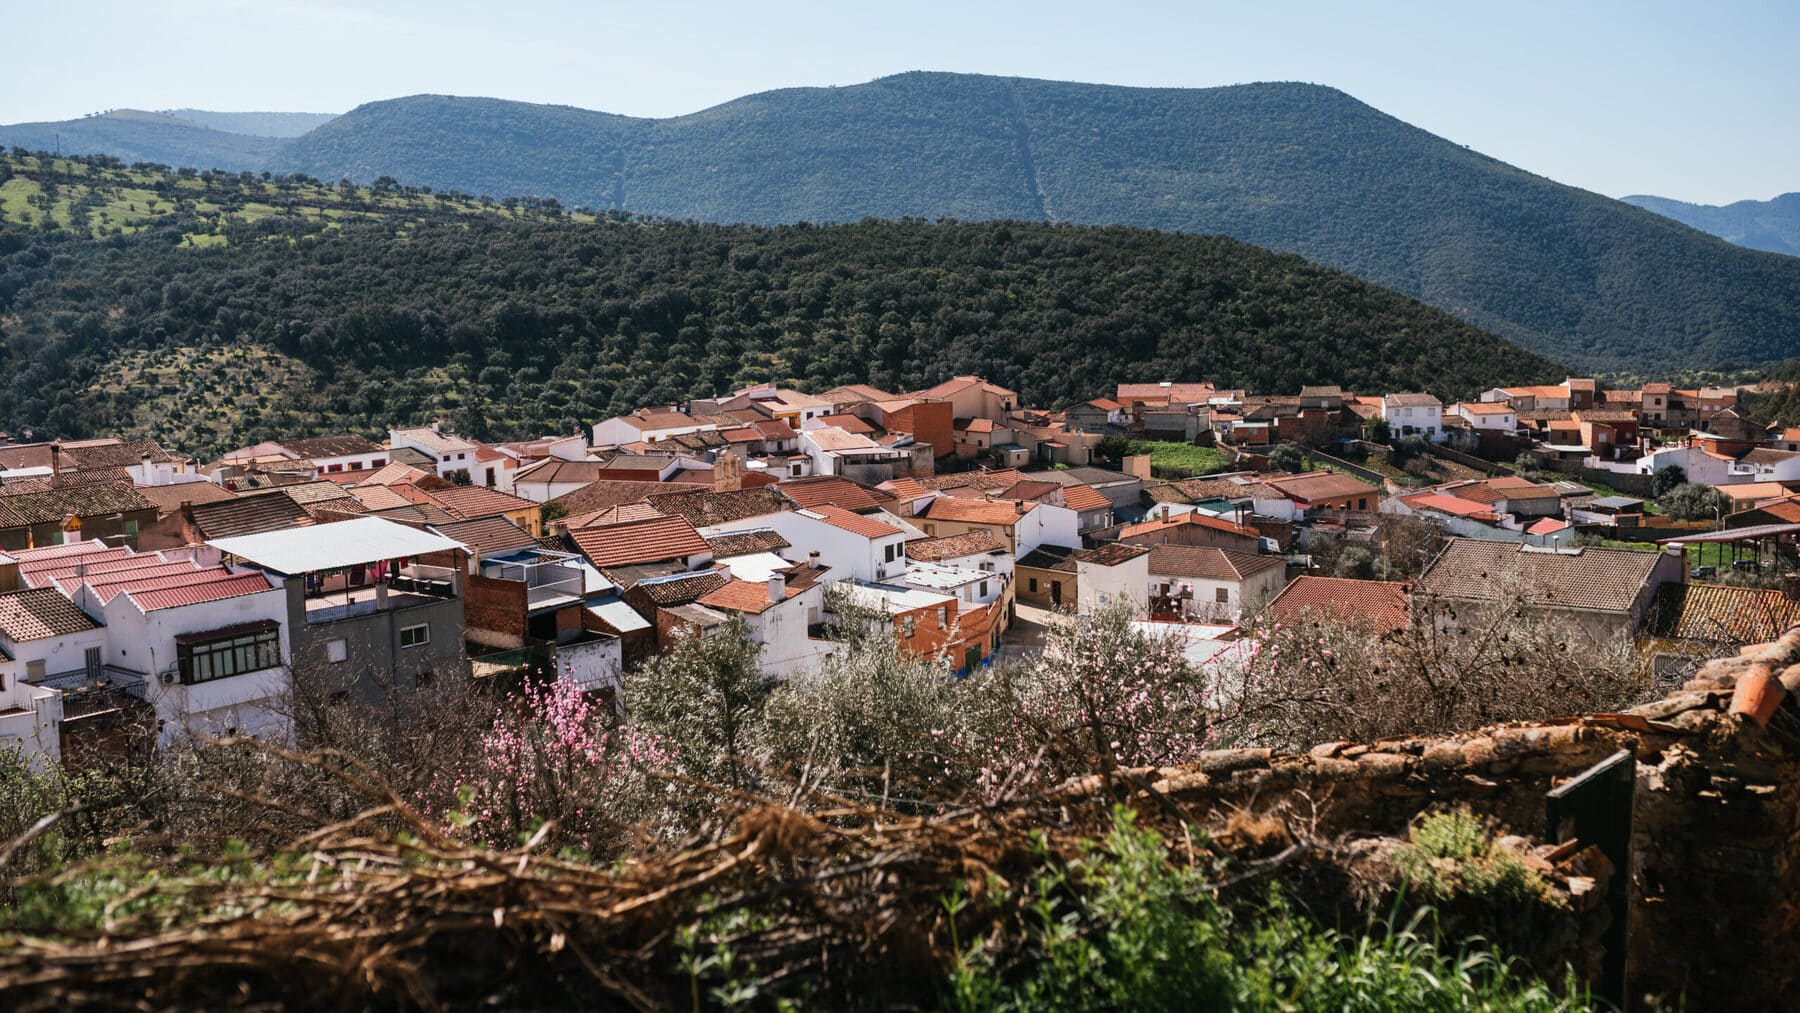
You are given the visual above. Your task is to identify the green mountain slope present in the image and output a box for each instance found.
[266,72,1800,372]
[0,109,279,171]
[0,155,1558,455]
[1622,192,1800,257]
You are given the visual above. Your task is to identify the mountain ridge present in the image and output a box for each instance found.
[1622,192,1800,257]
[7,72,1800,371]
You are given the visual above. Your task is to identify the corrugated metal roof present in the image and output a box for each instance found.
[127,572,276,612]
[210,517,467,575]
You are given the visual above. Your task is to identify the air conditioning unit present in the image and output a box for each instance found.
[159,671,178,686]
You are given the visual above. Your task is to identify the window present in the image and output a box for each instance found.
[1029,578,1039,593]
[122,519,139,539]
[177,625,281,685]
[938,606,948,628]
[884,543,899,563]
[26,659,45,681]
[400,624,430,648]
[901,616,917,638]
[1215,588,1230,603]
[84,647,101,679]
[325,639,348,664]
[979,581,989,598]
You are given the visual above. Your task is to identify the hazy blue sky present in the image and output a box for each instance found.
[4,0,1795,203]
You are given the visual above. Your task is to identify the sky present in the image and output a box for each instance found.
[2,0,1795,204]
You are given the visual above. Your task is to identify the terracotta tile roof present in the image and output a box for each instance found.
[1059,484,1112,513]
[431,517,538,558]
[778,476,896,511]
[545,478,704,517]
[0,468,134,493]
[815,414,876,434]
[1147,544,1283,582]
[629,569,730,606]
[83,565,241,604]
[50,560,201,596]
[1457,401,1517,415]
[802,505,906,540]
[279,435,385,459]
[1116,382,1215,402]
[391,427,477,455]
[1525,517,1569,535]
[923,497,1033,527]
[905,530,1007,562]
[646,486,789,527]
[698,578,793,615]
[956,417,999,434]
[1400,492,1502,520]
[879,477,929,502]
[803,428,881,452]
[1074,543,1151,567]
[128,571,275,611]
[1172,475,1257,500]
[349,485,422,512]
[21,548,157,584]
[819,384,901,406]
[1119,512,1260,541]
[915,469,1027,492]
[565,503,666,529]
[514,459,616,485]
[62,439,184,469]
[1741,448,1800,467]
[1642,582,1800,644]
[0,588,100,641]
[421,484,535,520]
[1262,472,1380,503]
[1267,576,1411,633]
[130,482,238,514]
[996,479,1061,501]
[357,462,431,487]
[188,494,312,540]
[703,529,792,557]
[1415,538,1667,614]
[0,482,156,529]
[569,516,709,568]
[916,375,1017,400]
[1016,545,1077,572]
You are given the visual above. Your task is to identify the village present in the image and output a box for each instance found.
[0,373,1795,767]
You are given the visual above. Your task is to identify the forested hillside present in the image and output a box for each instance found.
[1624,192,1800,257]
[0,110,279,171]
[264,73,1800,371]
[0,155,1557,455]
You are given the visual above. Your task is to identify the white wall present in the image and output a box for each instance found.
[97,584,292,749]
[703,511,909,584]
[1015,504,1081,556]
[1078,554,1150,614]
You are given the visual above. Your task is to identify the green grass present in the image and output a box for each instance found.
[1132,441,1234,476]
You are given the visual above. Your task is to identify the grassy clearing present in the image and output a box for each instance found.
[1133,440,1234,476]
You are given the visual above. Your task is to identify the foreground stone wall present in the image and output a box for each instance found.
[1067,627,1800,1011]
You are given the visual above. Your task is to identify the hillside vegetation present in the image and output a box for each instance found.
[260,73,1800,371]
[1624,192,1800,257]
[0,109,281,171]
[0,154,1557,455]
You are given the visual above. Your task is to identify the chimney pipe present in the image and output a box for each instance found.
[767,573,786,604]
[809,550,821,570]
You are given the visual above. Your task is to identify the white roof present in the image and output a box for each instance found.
[717,551,793,582]
[900,561,988,591]
[210,517,466,574]
[586,599,651,633]
[839,581,954,614]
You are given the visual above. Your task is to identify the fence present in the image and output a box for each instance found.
[1580,468,1656,497]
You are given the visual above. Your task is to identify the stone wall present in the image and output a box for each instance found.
[1062,627,1800,1011]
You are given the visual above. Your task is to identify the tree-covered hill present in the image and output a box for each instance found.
[159,109,339,139]
[261,73,1800,372]
[0,155,1558,456]
[1623,192,1800,258]
[0,109,280,172]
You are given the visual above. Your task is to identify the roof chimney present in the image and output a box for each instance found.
[430,419,442,434]
[767,573,786,604]
[49,442,62,473]
[809,550,821,570]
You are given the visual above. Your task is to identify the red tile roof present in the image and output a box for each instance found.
[904,530,1006,562]
[697,578,793,615]
[1267,576,1411,633]
[1119,512,1259,540]
[128,571,276,611]
[422,484,536,520]
[1147,544,1284,581]
[0,587,100,641]
[923,498,1033,526]
[1059,484,1111,513]
[778,476,896,512]
[569,516,709,568]
[803,505,905,540]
